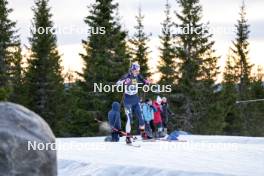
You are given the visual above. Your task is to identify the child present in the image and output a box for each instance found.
[161,97,174,134]
[108,101,122,142]
[153,96,164,138]
[142,99,156,138]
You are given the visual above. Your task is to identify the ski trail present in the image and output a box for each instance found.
[57,135,264,176]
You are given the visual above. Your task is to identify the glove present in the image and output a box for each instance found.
[118,130,124,137]
[124,78,131,85]
[144,79,151,85]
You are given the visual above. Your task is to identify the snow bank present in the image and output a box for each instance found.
[57,135,264,176]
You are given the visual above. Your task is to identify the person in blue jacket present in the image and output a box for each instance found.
[117,63,150,144]
[142,98,157,138]
[108,102,121,142]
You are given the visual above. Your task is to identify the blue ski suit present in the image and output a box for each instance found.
[117,73,148,133]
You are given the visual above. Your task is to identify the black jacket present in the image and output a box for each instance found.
[161,103,173,122]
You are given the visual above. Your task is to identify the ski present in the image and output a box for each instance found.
[126,143,141,148]
[156,138,187,142]
[137,138,187,142]
[140,138,157,142]
[111,128,138,141]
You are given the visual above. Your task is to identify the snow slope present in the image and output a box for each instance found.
[57,135,264,176]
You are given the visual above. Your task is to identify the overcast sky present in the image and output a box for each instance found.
[8,0,264,80]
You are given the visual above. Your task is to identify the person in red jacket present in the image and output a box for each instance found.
[153,96,163,138]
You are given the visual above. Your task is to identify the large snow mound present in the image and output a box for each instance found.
[57,135,264,176]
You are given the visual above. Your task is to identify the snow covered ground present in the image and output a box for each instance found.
[57,135,264,176]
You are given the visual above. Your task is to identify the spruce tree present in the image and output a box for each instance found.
[222,2,262,136]
[249,66,264,136]
[74,0,130,136]
[25,0,64,134]
[9,44,27,105]
[158,0,176,85]
[0,0,19,100]
[130,7,151,77]
[231,1,253,100]
[57,83,80,137]
[156,0,179,133]
[223,50,239,85]
[197,50,224,134]
[222,50,242,135]
[174,0,223,133]
[230,1,253,135]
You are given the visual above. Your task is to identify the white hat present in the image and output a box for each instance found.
[157,96,162,104]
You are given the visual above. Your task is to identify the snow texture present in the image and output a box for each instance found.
[57,135,264,176]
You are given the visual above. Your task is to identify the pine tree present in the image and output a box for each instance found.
[73,0,130,136]
[230,1,253,135]
[0,0,19,100]
[223,49,239,85]
[9,44,27,105]
[158,0,176,85]
[232,1,253,100]
[25,0,64,134]
[222,50,242,135]
[130,7,151,77]
[222,2,261,136]
[249,66,264,136]
[197,50,224,134]
[174,0,223,133]
[57,83,81,137]
[156,0,179,133]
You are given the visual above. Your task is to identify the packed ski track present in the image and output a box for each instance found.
[57,135,264,176]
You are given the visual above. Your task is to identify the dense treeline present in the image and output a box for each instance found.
[0,0,263,136]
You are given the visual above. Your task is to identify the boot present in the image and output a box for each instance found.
[140,129,148,140]
[164,128,168,135]
[126,133,132,144]
[159,131,165,138]
[153,132,157,139]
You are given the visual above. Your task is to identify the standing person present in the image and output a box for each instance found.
[153,96,163,138]
[117,63,150,144]
[108,102,122,142]
[161,97,174,135]
[142,99,156,139]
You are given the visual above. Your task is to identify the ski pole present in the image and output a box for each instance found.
[236,99,264,104]
[94,118,137,140]
[112,128,137,140]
